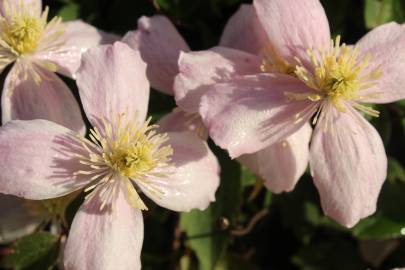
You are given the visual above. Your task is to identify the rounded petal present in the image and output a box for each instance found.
[0,194,42,244]
[200,74,317,158]
[64,184,143,270]
[76,42,149,127]
[1,65,85,134]
[0,119,91,200]
[157,108,208,140]
[253,0,330,63]
[137,132,220,212]
[356,22,405,103]
[220,4,269,55]
[36,20,119,79]
[239,123,311,193]
[174,47,262,113]
[123,16,190,95]
[310,104,387,227]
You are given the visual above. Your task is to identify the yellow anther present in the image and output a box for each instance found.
[292,35,383,117]
[0,3,64,56]
[75,112,173,211]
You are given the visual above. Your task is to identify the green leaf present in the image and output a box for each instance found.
[180,145,241,270]
[241,165,256,187]
[0,232,60,270]
[352,181,405,240]
[58,2,79,21]
[353,216,405,239]
[364,0,405,29]
[387,158,405,183]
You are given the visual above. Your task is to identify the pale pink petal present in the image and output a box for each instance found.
[0,195,42,244]
[157,108,208,140]
[36,20,119,79]
[220,4,269,55]
[1,65,85,134]
[123,15,190,95]
[310,104,387,227]
[64,183,143,270]
[238,123,311,193]
[0,0,41,19]
[76,42,149,127]
[356,22,405,103]
[200,74,317,158]
[0,119,92,200]
[174,47,262,112]
[253,0,330,63]
[137,132,220,212]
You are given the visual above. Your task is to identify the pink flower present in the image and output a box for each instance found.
[175,0,405,227]
[0,42,220,269]
[172,7,312,193]
[0,0,117,133]
[123,15,311,193]
[122,16,210,139]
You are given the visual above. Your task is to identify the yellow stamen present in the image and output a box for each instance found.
[0,0,64,56]
[291,35,383,117]
[75,112,173,211]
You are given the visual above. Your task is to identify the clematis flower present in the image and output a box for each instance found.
[172,7,312,193]
[177,0,405,227]
[123,15,311,194]
[122,15,210,139]
[0,0,116,132]
[0,41,220,270]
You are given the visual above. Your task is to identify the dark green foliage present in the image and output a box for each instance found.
[1,0,405,269]
[0,232,60,270]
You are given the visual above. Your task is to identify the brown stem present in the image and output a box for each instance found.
[230,209,268,237]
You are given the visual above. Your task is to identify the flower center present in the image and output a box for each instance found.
[76,113,173,210]
[288,36,382,116]
[4,16,43,54]
[0,3,64,56]
[107,142,159,178]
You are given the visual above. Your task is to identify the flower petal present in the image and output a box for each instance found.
[310,104,387,227]
[174,47,262,113]
[0,0,41,19]
[137,132,220,212]
[253,0,330,63]
[1,65,85,134]
[77,42,149,127]
[220,4,268,55]
[238,123,311,193]
[157,108,208,140]
[36,20,119,79]
[0,119,91,200]
[0,194,42,244]
[356,22,405,103]
[200,74,317,158]
[123,16,190,95]
[64,183,143,270]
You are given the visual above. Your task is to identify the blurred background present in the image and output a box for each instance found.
[1,0,405,269]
